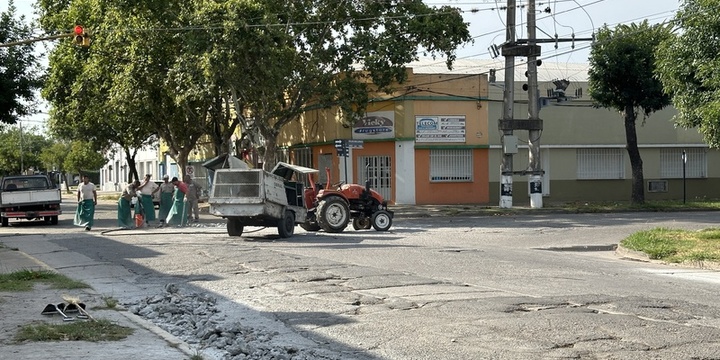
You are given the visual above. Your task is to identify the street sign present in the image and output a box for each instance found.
[347,140,364,149]
[334,139,349,157]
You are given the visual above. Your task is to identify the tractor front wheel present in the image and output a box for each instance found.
[371,210,392,231]
[352,217,371,230]
[317,197,349,233]
[300,222,321,232]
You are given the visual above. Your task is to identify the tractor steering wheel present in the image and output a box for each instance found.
[331,181,345,188]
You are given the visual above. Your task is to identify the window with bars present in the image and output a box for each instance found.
[660,148,707,178]
[576,149,624,179]
[429,149,473,182]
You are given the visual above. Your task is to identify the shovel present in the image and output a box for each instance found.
[54,303,74,322]
[41,304,57,315]
[64,302,88,319]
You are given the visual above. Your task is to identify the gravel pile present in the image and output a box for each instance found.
[126,284,350,360]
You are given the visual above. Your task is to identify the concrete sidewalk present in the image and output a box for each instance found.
[0,247,193,360]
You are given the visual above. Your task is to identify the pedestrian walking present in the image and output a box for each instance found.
[165,177,188,226]
[74,175,97,231]
[183,175,202,223]
[157,175,175,227]
[118,180,140,229]
[137,174,158,225]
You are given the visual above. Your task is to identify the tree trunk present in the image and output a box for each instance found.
[125,149,138,183]
[260,128,279,172]
[177,150,190,178]
[624,105,644,204]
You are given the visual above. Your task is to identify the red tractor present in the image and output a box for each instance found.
[301,169,393,233]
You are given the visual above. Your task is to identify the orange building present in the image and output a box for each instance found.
[278,67,490,205]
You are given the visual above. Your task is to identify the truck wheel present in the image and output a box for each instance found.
[51,216,59,225]
[227,218,244,237]
[317,197,349,233]
[371,210,392,231]
[352,217,371,230]
[1,217,7,227]
[278,210,295,238]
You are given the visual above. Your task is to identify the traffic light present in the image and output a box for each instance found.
[73,25,90,47]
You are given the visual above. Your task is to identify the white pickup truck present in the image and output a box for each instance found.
[0,175,62,227]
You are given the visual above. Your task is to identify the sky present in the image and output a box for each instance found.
[3,0,681,126]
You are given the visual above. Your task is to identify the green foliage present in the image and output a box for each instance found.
[0,125,51,175]
[39,141,71,172]
[0,269,89,292]
[0,0,45,125]
[656,0,720,148]
[621,227,720,263]
[15,319,134,342]
[588,20,672,117]
[38,0,471,172]
[63,140,107,176]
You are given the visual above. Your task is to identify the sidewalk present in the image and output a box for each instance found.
[0,247,193,360]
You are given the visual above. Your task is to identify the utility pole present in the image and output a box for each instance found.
[497,0,593,209]
[527,0,543,208]
[499,0,517,209]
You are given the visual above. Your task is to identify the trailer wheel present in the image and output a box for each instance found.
[278,210,295,238]
[371,210,392,231]
[1,217,7,227]
[317,196,349,233]
[227,217,244,237]
[352,217,371,230]
[51,216,58,225]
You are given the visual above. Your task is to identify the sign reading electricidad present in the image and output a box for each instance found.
[415,115,466,143]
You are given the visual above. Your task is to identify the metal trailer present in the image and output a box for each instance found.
[208,162,318,238]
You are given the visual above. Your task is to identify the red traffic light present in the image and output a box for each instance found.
[74,25,84,35]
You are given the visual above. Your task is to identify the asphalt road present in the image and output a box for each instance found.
[3,202,720,359]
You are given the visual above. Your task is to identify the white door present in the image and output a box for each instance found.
[357,156,392,201]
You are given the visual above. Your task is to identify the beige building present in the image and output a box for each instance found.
[424,59,720,204]
[277,58,720,205]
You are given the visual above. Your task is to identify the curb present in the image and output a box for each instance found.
[116,309,196,357]
[0,248,197,358]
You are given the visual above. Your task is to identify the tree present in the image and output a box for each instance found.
[588,21,672,204]
[63,140,106,178]
[37,0,157,180]
[39,141,73,192]
[0,0,45,125]
[0,124,51,176]
[656,0,720,148]
[188,0,472,170]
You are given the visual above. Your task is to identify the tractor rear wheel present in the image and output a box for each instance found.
[317,197,349,233]
[227,217,244,237]
[371,210,392,231]
[278,210,295,238]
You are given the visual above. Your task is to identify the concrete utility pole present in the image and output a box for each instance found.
[498,0,593,209]
[526,0,543,208]
[499,0,517,209]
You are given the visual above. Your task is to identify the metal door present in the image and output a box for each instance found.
[357,156,392,201]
